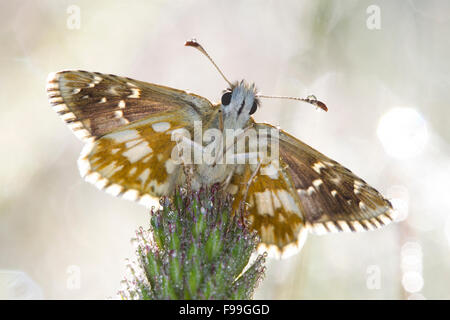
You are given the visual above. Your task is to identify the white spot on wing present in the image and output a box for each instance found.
[122,141,153,163]
[354,180,364,194]
[125,139,144,149]
[272,191,282,209]
[312,179,323,188]
[152,122,171,132]
[138,168,150,185]
[108,129,140,143]
[261,162,279,179]
[312,161,326,174]
[165,159,177,174]
[100,161,124,176]
[277,190,300,215]
[108,86,119,95]
[128,88,140,98]
[255,190,274,216]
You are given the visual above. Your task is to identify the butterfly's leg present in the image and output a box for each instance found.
[232,152,260,164]
[172,134,204,190]
[219,151,259,200]
[173,133,204,164]
[239,161,263,223]
[220,167,236,190]
[214,123,255,165]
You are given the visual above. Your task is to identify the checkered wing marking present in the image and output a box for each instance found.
[229,161,308,258]
[46,70,213,142]
[254,123,396,235]
[78,115,189,206]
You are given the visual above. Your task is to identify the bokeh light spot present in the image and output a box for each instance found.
[402,272,424,293]
[377,107,428,159]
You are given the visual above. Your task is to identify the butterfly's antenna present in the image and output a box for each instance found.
[184,39,327,112]
[256,94,328,112]
[185,38,232,87]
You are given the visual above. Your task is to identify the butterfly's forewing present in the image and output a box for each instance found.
[46,70,213,141]
[254,123,395,235]
[47,70,216,205]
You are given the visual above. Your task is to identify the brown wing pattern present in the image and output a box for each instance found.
[254,123,395,235]
[228,160,309,258]
[46,70,213,141]
[46,70,216,205]
[78,115,192,206]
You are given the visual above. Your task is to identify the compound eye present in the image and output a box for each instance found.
[221,91,232,106]
[249,100,258,115]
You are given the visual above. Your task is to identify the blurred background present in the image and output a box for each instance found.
[0,0,449,299]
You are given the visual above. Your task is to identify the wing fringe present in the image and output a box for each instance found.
[305,209,397,235]
[46,72,95,143]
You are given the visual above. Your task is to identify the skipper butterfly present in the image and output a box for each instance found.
[46,39,396,258]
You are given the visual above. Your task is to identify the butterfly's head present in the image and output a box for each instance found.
[185,38,328,125]
[220,80,259,129]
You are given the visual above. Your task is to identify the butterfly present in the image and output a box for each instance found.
[46,39,396,258]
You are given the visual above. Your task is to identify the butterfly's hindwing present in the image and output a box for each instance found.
[46,70,213,141]
[254,123,395,235]
[78,115,191,206]
[229,160,308,257]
